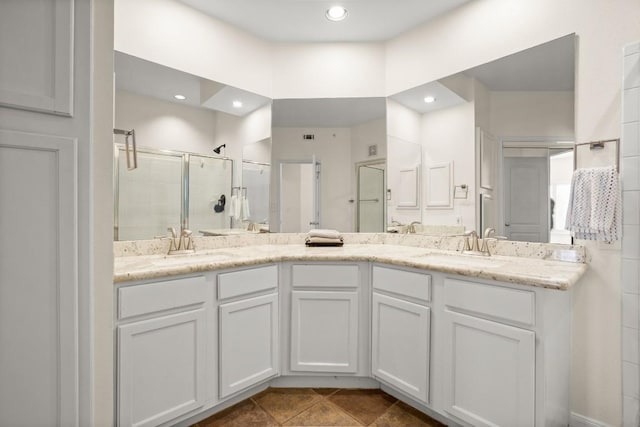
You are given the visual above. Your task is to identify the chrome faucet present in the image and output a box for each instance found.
[408,221,421,233]
[178,228,195,252]
[463,230,480,252]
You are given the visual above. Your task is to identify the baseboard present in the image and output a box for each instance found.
[571,412,614,427]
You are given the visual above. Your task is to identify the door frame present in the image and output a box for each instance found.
[277,159,320,232]
[498,138,574,240]
[355,159,387,232]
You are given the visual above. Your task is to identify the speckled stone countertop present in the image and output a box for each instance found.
[114,234,588,290]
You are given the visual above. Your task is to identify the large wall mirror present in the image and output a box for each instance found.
[113,51,272,240]
[387,34,576,243]
[113,33,575,243]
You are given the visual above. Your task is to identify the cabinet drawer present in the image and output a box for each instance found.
[372,265,431,303]
[118,276,207,320]
[218,264,278,300]
[291,264,359,288]
[444,278,535,327]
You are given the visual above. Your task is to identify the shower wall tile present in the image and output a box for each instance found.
[625,87,640,124]
[623,122,639,158]
[623,156,640,191]
[624,361,640,399]
[623,259,640,294]
[624,191,640,225]
[624,52,640,90]
[624,326,640,364]
[624,396,640,427]
[623,293,640,329]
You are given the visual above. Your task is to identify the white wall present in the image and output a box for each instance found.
[386,1,640,424]
[272,43,386,99]
[272,127,354,232]
[114,0,272,97]
[421,101,476,229]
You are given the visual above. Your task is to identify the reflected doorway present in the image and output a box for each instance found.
[502,144,573,244]
[279,160,320,232]
[356,161,386,232]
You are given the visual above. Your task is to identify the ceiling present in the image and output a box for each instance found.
[177,0,472,43]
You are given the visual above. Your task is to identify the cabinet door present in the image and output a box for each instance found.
[219,293,279,398]
[118,309,207,427]
[443,310,535,427]
[291,290,359,373]
[372,293,430,403]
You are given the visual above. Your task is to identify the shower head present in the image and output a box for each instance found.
[213,144,226,154]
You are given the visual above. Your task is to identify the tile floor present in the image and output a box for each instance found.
[192,388,446,427]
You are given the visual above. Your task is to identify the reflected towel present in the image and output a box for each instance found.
[229,195,241,220]
[308,229,343,239]
[565,166,621,241]
[241,196,251,221]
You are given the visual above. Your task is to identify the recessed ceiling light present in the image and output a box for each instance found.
[174,94,186,100]
[424,96,436,103]
[232,100,243,108]
[326,6,348,22]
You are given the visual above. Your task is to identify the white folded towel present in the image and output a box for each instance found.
[308,229,342,239]
[565,166,621,241]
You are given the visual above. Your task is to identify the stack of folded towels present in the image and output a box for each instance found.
[305,229,344,246]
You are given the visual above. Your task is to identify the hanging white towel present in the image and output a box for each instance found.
[565,166,621,241]
[241,196,251,221]
[229,195,241,221]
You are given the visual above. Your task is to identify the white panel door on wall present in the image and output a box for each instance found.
[371,293,430,403]
[290,290,359,373]
[504,156,549,242]
[443,310,535,427]
[0,130,78,427]
[219,293,279,398]
[118,309,207,427]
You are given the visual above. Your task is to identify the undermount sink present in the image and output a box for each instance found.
[156,252,236,266]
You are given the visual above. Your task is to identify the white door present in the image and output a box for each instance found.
[443,310,535,427]
[358,164,385,232]
[219,293,279,398]
[504,156,549,242]
[279,161,320,232]
[118,309,207,427]
[290,291,359,373]
[372,293,430,403]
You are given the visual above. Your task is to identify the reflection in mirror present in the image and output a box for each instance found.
[188,154,233,235]
[242,161,271,228]
[387,34,575,242]
[114,146,183,241]
[271,98,387,233]
[113,51,273,240]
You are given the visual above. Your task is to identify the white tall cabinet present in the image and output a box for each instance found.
[0,0,113,425]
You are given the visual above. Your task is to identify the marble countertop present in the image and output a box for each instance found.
[113,243,588,290]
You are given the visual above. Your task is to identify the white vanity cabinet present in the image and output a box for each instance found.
[116,276,209,427]
[289,264,361,373]
[371,265,431,404]
[217,264,279,398]
[440,277,569,427]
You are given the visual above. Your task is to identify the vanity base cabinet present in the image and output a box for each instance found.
[118,309,207,427]
[442,286,536,427]
[219,293,279,398]
[290,290,359,373]
[372,293,430,403]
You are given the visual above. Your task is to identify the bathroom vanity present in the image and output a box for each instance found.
[113,236,586,427]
